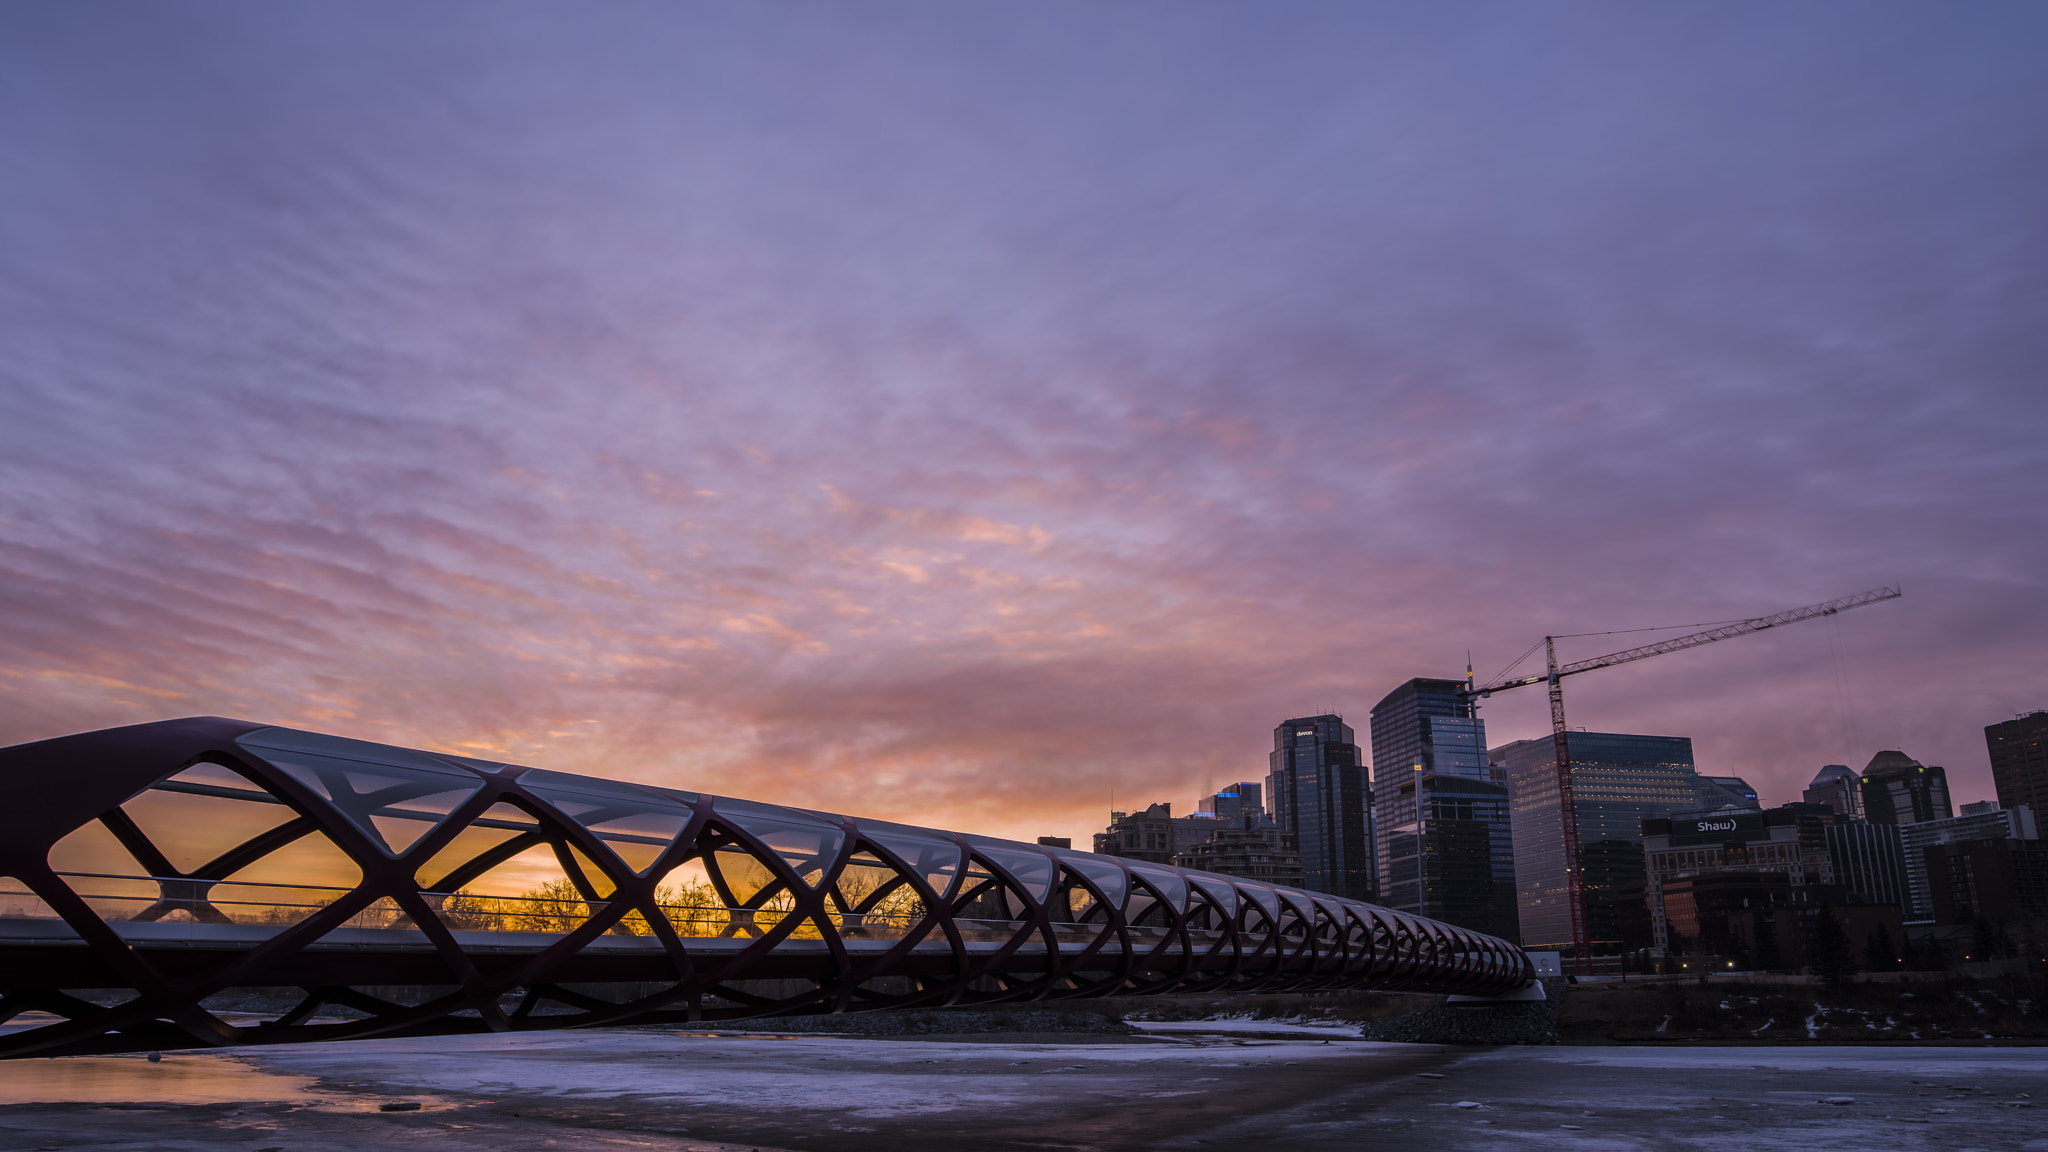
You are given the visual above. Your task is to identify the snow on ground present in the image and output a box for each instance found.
[241,1030,1400,1120]
[1463,1044,2048,1075]
[1130,1018,1361,1037]
[1425,1044,2048,1152]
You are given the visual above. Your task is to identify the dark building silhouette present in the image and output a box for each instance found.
[1662,871,1791,965]
[1771,886,1904,972]
[1900,804,2039,921]
[1825,819,1907,909]
[1859,751,1952,826]
[1924,835,2048,928]
[1367,678,1517,940]
[1803,764,1862,816]
[1174,823,1305,887]
[1037,836,1072,849]
[1695,775,1762,811]
[1266,714,1375,901]
[1581,839,1653,952]
[1198,782,1270,826]
[1664,871,1901,971]
[1986,710,2048,823]
[1093,803,1177,864]
[1094,800,1254,864]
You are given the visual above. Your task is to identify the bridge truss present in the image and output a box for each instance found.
[0,718,1532,1058]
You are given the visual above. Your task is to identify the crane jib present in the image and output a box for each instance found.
[1460,584,1900,700]
[1453,582,1902,975]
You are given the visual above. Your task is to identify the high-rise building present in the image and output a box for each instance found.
[1368,679,1490,782]
[1859,751,1952,826]
[1198,782,1270,827]
[1899,804,2039,920]
[1986,710,2048,823]
[1579,838,1653,953]
[1266,714,1374,901]
[1825,820,1907,908]
[1367,678,1516,940]
[1494,731,1702,955]
[1921,828,2047,929]
[1803,765,1862,816]
[1695,775,1761,811]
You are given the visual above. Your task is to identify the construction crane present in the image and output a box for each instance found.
[1463,584,1902,974]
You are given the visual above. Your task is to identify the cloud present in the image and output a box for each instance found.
[1,3,2044,848]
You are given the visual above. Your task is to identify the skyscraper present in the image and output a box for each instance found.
[1265,714,1374,901]
[1803,765,1862,816]
[1825,820,1906,909]
[1493,731,1702,955]
[1986,711,2048,822]
[1859,751,1952,826]
[1367,678,1517,940]
[1900,805,2041,921]
[1695,775,1761,811]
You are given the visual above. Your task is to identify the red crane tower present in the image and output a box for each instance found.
[1463,584,1903,974]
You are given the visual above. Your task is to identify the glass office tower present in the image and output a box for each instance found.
[1985,711,2048,823]
[1266,715,1375,901]
[1368,678,1518,940]
[1494,731,1700,954]
[1859,751,1952,826]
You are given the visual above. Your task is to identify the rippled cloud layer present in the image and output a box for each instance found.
[2,3,2044,841]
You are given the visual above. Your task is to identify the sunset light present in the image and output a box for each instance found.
[1,5,2043,1144]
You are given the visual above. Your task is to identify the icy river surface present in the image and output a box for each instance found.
[2,1022,2042,1151]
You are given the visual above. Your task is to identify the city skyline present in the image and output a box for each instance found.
[3,5,2045,849]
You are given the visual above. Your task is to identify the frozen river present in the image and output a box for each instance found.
[1,1023,2042,1150]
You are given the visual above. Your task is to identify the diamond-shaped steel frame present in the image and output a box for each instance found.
[0,718,1532,1057]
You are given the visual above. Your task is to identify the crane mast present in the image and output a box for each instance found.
[1543,635,1586,974]
[1467,584,1901,975]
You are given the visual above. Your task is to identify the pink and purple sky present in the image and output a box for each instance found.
[2,4,2044,846]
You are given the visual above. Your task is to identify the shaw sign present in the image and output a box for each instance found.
[1670,810,1768,845]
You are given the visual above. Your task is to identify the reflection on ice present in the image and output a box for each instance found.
[0,1052,332,1105]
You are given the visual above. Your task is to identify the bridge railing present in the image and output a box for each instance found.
[6,873,1247,946]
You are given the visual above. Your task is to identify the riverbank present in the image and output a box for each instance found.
[1108,971,2048,1044]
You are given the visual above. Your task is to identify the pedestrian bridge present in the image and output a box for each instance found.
[0,717,1532,1058]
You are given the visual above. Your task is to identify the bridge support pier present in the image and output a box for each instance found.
[1359,980,1562,1045]
[1446,981,1547,1005]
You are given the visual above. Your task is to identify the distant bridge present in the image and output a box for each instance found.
[0,718,1532,1058]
